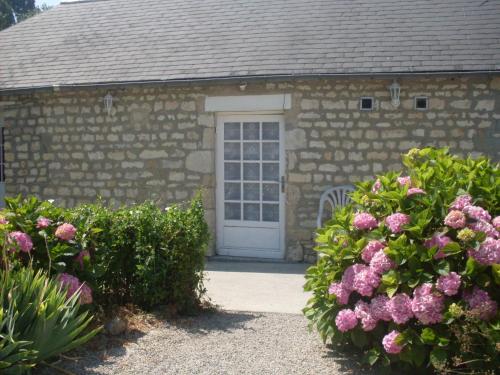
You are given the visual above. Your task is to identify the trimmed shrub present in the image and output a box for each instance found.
[304,148,499,374]
[2,194,209,312]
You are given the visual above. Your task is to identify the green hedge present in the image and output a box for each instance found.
[2,194,210,312]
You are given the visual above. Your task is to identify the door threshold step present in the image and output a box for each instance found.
[207,255,300,264]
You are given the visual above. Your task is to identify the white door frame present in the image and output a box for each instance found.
[215,113,286,259]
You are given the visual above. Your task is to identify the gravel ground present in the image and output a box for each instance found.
[35,311,372,375]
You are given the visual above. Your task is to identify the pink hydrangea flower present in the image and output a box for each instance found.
[387,293,413,324]
[328,282,351,305]
[385,213,411,234]
[444,210,466,229]
[341,264,365,291]
[361,240,386,263]
[407,188,426,197]
[353,212,378,230]
[464,287,497,320]
[371,179,382,193]
[0,215,8,225]
[335,309,358,332]
[55,223,77,241]
[411,283,444,325]
[382,330,404,354]
[9,231,33,253]
[369,250,396,275]
[36,217,52,229]
[370,294,392,321]
[353,265,381,297]
[436,272,461,296]
[450,194,473,211]
[469,220,498,238]
[468,237,500,265]
[354,300,377,331]
[397,176,411,187]
[424,234,452,259]
[493,216,500,230]
[57,273,92,305]
[463,205,492,222]
[75,250,90,270]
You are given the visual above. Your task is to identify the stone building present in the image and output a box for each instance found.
[0,0,499,261]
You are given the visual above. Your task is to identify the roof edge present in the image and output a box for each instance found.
[1,69,499,95]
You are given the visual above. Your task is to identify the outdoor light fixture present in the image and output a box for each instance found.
[239,82,247,91]
[388,80,401,108]
[103,92,114,116]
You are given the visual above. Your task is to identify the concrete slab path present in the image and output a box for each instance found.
[204,260,312,314]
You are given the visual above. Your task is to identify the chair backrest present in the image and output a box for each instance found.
[316,185,355,228]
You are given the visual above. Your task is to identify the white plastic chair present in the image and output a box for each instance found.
[316,185,355,228]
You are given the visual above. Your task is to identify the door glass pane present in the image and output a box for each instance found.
[224,122,240,140]
[224,163,240,180]
[243,143,259,160]
[262,183,279,201]
[262,163,279,181]
[243,163,259,180]
[224,182,240,200]
[262,122,279,140]
[244,203,260,221]
[243,183,259,201]
[225,203,241,220]
[262,142,279,160]
[224,142,240,160]
[243,122,259,140]
[262,203,279,222]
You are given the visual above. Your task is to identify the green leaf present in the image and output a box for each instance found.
[465,257,479,276]
[386,286,398,298]
[350,329,369,348]
[442,242,461,255]
[420,328,436,344]
[492,264,500,285]
[430,347,447,369]
[364,348,380,366]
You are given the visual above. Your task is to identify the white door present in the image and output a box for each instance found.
[216,114,285,259]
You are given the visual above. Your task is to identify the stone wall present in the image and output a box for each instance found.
[1,75,498,261]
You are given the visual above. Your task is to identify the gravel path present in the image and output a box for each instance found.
[36,311,371,375]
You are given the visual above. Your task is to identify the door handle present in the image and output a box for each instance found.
[281,176,285,193]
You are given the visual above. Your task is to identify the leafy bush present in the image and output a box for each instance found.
[2,194,210,312]
[0,268,99,374]
[304,148,499,374]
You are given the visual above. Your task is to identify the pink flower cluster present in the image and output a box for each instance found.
[450,194,473,211]
[469,220,498,238]
[444,210,466,229]
[354,301,377,331]
[339,264,381,298]
[55,223,77,241]
[0,215,8,225]
[468,237,500,266]
[328,282,350,305]
[9,231,33,253]
[436,272,461,296]
[361,240,386,263]
[385,213,411,233]
[424,234,452,259]
[463,205,491,222]
[407,188,426,197]
[464,287,497,320]
[36,217,52,229]
[493,216,500,230]
[353,212,378,230]
[387,293,413,324]
[75,250,91,269]
[371,179,382,193]
[369,250,396,275]
[335,309,358,332]
[382,330,404,354]
[411,283,444,324]
[397,176,411,187]
[57,273,93,305]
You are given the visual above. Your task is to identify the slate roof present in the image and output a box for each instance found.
[0,0,499,91]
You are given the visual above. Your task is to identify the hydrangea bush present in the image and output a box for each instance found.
[304,148,499,374]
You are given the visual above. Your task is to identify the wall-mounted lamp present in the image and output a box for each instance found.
[388,80,401,108]
[239,82,247,91]
[103,92,114,116]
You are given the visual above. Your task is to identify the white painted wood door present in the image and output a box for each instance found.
[216,115,285,259]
